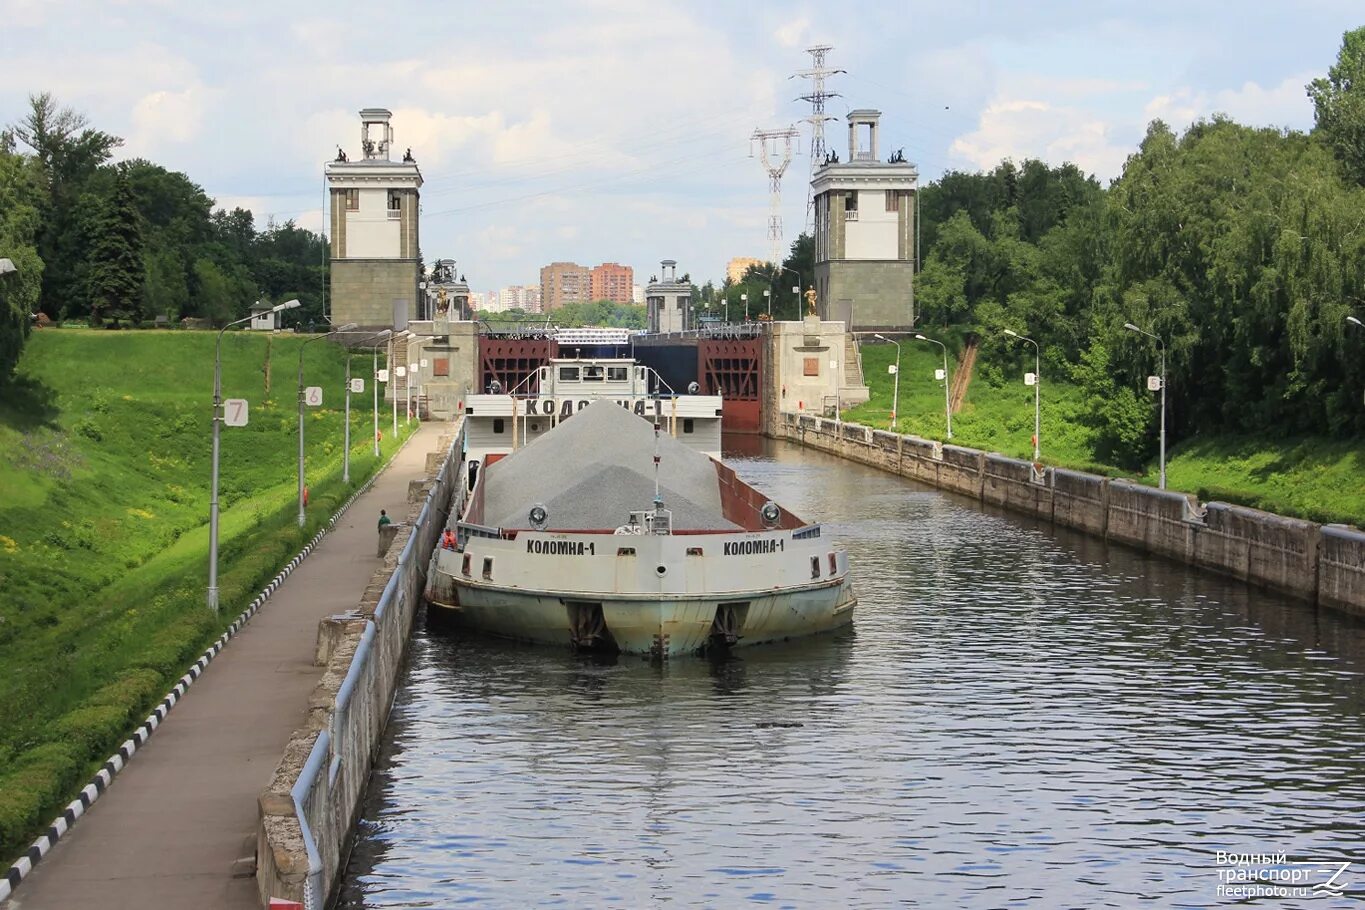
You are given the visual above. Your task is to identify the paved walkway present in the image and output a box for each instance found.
[7,421,447,910]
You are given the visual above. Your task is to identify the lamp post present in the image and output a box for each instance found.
[1124,322,1166,489]
[873,333,902,430]
[763,288,771,318]
[741,292,748,321]
[298,322,357,528]
[912,332,953,439]
[1346,316,1361,405]
[723,298,729,323]
[209,299,299,611]
[370,330,391,457]
[1003,328,1041,462]
[775,265,801,317]
[389,333,405,439]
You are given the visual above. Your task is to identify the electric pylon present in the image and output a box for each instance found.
[792,44,844,226]
[750,126,800,266]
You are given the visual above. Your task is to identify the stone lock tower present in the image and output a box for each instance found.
[811,109,917,330]
[645,260,692,334]
[327,109,422,329]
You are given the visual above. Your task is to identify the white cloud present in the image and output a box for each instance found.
[0,0,50,27]
[774,16,811,48]
[126,84,211,150]
[1144,73,1315,131]
[950,98,1131,179]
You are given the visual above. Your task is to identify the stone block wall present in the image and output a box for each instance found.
[331,259,419,330]
[983,454,1053,520]
[778,412,1365,619]
[1320,525,1365,615]
[814,260,914,330]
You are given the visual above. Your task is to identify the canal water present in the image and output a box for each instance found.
[338,440,1365,908]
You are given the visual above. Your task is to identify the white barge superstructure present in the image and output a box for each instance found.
[427,350,855,657]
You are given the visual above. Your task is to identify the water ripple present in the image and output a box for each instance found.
[338,441,1365,909]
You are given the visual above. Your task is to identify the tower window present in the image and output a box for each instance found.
[387,190,402,211]
[885,190,898,212]
[845,191,858,212]
[343,188,359,211]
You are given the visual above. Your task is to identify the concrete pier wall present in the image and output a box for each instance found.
[256,424,466,909]
[778,412,1365,618]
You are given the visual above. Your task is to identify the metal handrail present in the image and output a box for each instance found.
[288,422,463,910]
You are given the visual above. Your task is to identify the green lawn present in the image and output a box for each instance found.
[845,332,1364,527]
[0,329,415,861]
[846,335,1121,475]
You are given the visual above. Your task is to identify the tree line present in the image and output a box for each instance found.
[910,27,1365,462]
[0,93,328,380]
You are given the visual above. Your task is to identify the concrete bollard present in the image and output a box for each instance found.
[315,610,367,666]
[377,523,400,557]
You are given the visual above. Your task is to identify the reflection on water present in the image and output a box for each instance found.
[338,439,1365,908]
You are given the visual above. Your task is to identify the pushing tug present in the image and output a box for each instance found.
[425,353,855,657]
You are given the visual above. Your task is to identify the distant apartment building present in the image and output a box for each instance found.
[632,284,644,305]
[489,285,542,314]
[539,262,592,310]
[727,256,765,284]
[521,286,542,313]
[590,262,634,304]
[468,291,498,313]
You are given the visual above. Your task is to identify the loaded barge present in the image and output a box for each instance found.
[426,351,855,657]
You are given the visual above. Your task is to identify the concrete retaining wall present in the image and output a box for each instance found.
[781,411,1365,618]
[1320,525,1365,615]
[256,425,466,909]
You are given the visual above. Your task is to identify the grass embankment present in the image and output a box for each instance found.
[845,333,1120,474]
[845,333,1364,527]
[0,329,415,863]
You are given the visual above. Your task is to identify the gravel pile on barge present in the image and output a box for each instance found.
[482,400,740,532]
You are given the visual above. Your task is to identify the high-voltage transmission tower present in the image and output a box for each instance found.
[792,44,844,226]
[750,126,800,266]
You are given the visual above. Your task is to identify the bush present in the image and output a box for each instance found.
[73,415,102,441]
[0,742,83,848]
[50,705,132,762]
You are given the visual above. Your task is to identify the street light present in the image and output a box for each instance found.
[209,298,300,611]
[298,322,358,528]
[1003,328,1041,463]
[1346,316,1362,405]
[741,292,748,321]
[370,330,391,457]
[722,298,729,323]
[775,265,801,316]
[873,333,902,430]
[763,288,771,318]
[1124,322,1167,489]
[912,332,953,439]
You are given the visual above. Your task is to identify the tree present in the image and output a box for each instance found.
[0,148,45,379]
[191,258,233,326]
[1308,27,1365,185]
[84,168,144,326]
[143,248,188,320]
[7,93,121,318]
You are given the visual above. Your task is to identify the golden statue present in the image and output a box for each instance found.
[804,286,818,317]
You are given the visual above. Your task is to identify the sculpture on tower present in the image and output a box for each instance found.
[805,286,818,317]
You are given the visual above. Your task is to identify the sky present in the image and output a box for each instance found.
[1,0,1361,293]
